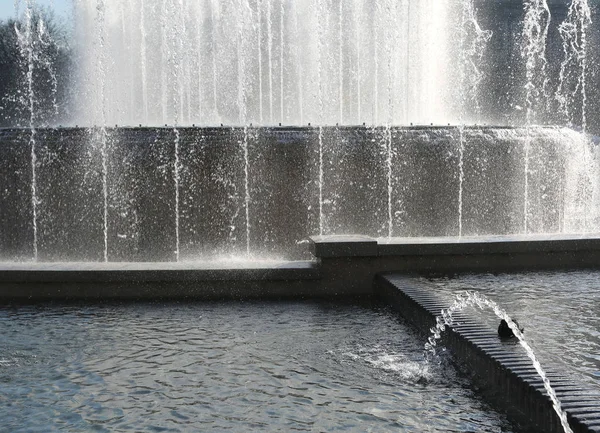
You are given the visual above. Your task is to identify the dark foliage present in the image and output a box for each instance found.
[0,9,72,127]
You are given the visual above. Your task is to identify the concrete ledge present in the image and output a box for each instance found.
[305,233,600,296]
[310,235,378,257]
[374,274,600,433]
[0,260,324,300]
[378,234,600,256]
[311,233,600,257]
[0,260,319,282]
[5,233,600,300]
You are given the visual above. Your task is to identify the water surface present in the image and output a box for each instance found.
[428,270,600,388]
[0,300,516,432]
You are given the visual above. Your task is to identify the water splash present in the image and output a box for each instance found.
[562,129,599,232]
[521,0,551,124]
[457,126,465,237]
[71,0,453,126]
[341,345,432,384]
[29,130,38,261]
[139,0,148,123]
[318,125,324,236]
[279,0,285,124]
[96,0,109,261]
[291,2,303,125]
[36,19,59,120]
[257,0,264,123]
[242,126,251,257]
[385,125,393,238]
[169,0,186,261]
[267,0,274,124]
[458,0,492,121]
[353,0,362,122]
[521,0,550,234]
[556,0,592,131]
[174,127,180,261]
[338,0,343,125]
[426,290,573,433]
[237,0,250,125]
[15,0,39,260]
[524,126,531,233]
[99,127,109,262]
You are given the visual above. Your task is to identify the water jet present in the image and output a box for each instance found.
[1,0,600,432]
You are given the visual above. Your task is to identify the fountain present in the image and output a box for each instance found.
[1,0,600,431]
[1,0,598,262]
[426,290,573,433]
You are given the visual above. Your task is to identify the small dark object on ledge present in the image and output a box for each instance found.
[498,319,524,339]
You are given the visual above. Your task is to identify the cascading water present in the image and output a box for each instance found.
[243,126,250,257]
[236,0,250,125]
[279,0,284,123]
[210,0,219,120]
[2,5,600,427]
[337,0,343,125]
[70,0,452,127]
[318,125,324,236]
[426,290,573,433]
[458,0,492,122]
[139,0,148,123]
[522,0,552,123]
[315,0,325,236]
[557,0,592,131]
[353,0,361,122]
[385,124,393,238]
[457,126,465,238]
[14,0,39,260]
[4,0,600,261]
[291,1,303,125]
[174,127,180,261]
[95,0,109,261]
[256,0,263,123]
[99,126,108,262]
[521,0,551,234]
[36,19,59,119]
[455,1,491,237]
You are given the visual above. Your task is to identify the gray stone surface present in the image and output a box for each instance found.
[1,126,584,262]
[311,233,600,257]
[4,233,600,300]
[378,233,600,256]
[307,234,600,295]
[0,260,322,300]
[309,235,378,257]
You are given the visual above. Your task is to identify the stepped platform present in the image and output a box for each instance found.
[1,233,600,300]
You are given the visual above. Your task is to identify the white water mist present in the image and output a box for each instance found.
[71,0,453,127]
[557,0,592,131]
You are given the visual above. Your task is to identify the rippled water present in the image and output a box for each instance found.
[0,300,516,432]
[428,271,600,388]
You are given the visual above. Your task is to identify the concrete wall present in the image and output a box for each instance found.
[0,126,593,262]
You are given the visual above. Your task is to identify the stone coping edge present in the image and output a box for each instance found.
[310,234,600,258]
[374,273,600,433]
[0,261,324,301]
